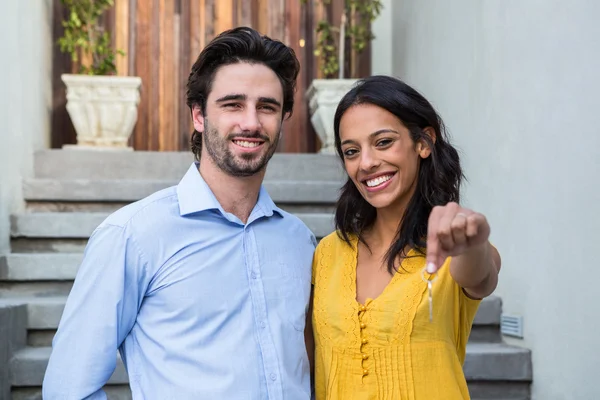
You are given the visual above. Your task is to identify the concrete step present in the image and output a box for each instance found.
[33,150,345,181]
[468,382,531,400]
[23,178,342,204]
[10,346,128,386]
[0,254,82,281]
[11,386,131,400]
[10,211,335,240]
[0,295,502,336]
[9,343,531,387]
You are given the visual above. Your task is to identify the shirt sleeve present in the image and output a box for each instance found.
[42,224,149,399]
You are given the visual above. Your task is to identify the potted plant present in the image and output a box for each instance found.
[305,0,382,153]
[58,0,142,150]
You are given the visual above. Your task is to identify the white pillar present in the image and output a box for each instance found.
[0,0,52,252]
[370,0,394,76]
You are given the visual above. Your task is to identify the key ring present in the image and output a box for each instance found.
[421,267,438,323]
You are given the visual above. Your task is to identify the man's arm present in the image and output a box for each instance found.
[43,224,147,399]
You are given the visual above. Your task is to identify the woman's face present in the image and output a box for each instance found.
[339,103,432,212]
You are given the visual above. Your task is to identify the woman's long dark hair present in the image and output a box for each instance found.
[333,75,463,274]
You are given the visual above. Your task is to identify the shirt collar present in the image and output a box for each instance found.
[177,162,283,219]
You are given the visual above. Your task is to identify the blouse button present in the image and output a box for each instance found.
[362,369,369,376]
[360,323,366,329]
[361,338,368,345]
[362,353,369,360]
[359,305,367,312]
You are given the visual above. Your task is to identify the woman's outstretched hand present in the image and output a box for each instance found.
[425,202,491,274]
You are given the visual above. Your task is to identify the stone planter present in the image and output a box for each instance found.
[62,74,142,150]
[307,79,358,154]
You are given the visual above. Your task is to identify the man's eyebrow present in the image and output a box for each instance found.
[215,94,246,102]
[258,97,281,108]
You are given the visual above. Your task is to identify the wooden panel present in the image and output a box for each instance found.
[205,0,216,44]
[178,0,192,150]
[281,0,305,153]
[238,0,252,27]
[158,0,175,151]
[51,0,76,148]
[133,0,152,150]
[215,0,233,35]
[115,0,129,76]
[50,0,371,152]
[257,0,269,34]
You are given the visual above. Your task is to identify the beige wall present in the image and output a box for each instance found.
[0,0,52,252]
[373,1,600,398]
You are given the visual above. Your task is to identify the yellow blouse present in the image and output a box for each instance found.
[311,233,480,400]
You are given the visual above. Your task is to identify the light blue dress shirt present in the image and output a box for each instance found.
[43,163,316,400]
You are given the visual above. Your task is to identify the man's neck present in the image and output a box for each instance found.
[198,156,265,224]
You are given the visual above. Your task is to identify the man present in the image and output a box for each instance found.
[43,27,315,399]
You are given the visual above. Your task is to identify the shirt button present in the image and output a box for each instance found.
[361,338,368,345]
[359,305,367,312]
[362,353,369,360]
[360,323,366,329]
[260,321,266,329]
[270,373,277,381]
[362,369,369,376]
[251,272,257,279]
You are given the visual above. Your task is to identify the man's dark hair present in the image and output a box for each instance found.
[186,26,300,160]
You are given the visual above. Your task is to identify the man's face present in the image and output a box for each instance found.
[192,62,284,177]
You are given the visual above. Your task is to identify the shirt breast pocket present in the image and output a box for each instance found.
[279,260,311,332]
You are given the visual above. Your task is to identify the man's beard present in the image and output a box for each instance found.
[202,118,280,177]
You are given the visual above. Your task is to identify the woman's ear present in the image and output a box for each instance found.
[416,127,436,159]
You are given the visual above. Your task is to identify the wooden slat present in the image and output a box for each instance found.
[205,0,215,42]
[239,0,252,27]
[257,0,269,34]
[133,0,152,150]
[270,0,286,40]
[115,0,129,76]
[189,0,202,64]
[128,0,137,76]
[51,0,76,148]
[149,0,161,150]
[282,0,304,152]
[251,0,260,29]
[215,0,233,35]
[159,0,176,151]
[178,0,191,150]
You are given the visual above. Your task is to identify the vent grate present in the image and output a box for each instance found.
[501,314,524,338]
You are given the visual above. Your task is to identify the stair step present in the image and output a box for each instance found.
[23,178,343,204]
[9,347,128,386]
[0,295,502,331]
[10,342,531,387]
[0,254,82,280]
[33,150,345,181]
[468,381,531,400]
[10,212,335,240]
[11,385,132,400]
[464,342,532,381]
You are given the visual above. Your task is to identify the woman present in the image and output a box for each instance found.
[308,76,501,399]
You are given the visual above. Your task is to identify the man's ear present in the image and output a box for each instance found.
[192,104,205,133]
[416,127,436,159]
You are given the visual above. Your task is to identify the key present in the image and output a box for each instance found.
[421,267,438,323]
[427,280,433,322]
